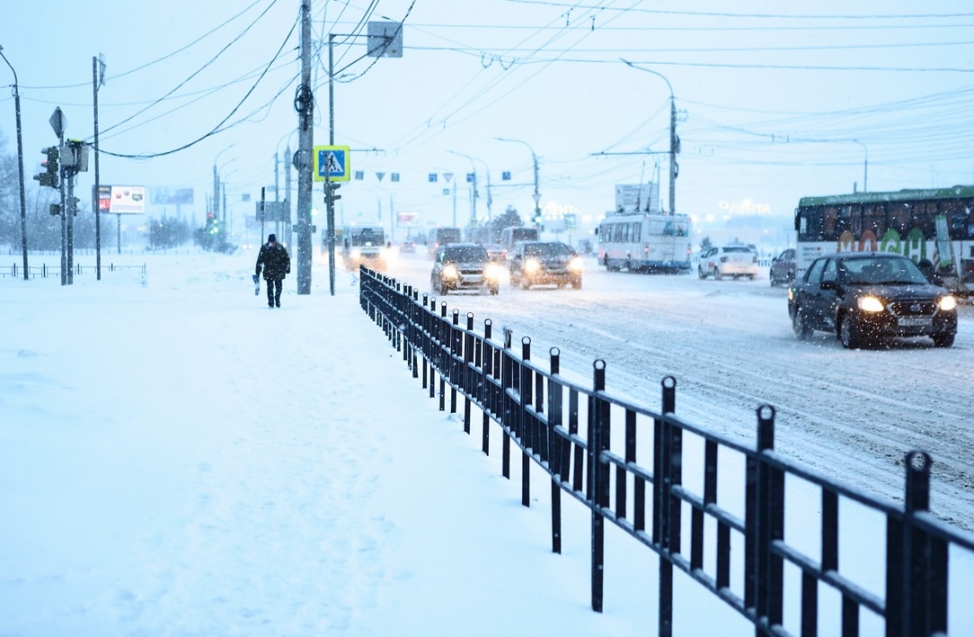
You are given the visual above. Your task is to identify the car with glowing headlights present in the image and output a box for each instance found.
[430,243,501,295]
[788,253,958,349]
[508,241,583,290]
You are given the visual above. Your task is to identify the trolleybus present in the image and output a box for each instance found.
[596,212,692,273]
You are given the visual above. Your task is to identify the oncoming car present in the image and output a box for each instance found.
[698,244,759,280]
[788,253,958,349]
[508,241,583,290]
[430,243,501,295]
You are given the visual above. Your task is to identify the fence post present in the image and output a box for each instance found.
[439,302,448,411]
[482,319,493,455]
[521,336,532,508]
[501,328,513,480]
[886,451,946,637]
[590,359,608,613]
[464,312,474,434]
[549,347,562,554]
[747,405,782,634]
[450,309,460,414]
[657,376,678,637]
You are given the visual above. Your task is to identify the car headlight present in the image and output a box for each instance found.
[485,263,503,279]
[939,295,957,311]
[442,265,459,279]
[350,248,361,259]
[524,258,541,273]
[568,257,583,272]
[857,295,885,312]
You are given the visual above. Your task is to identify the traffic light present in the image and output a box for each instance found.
[325,182,342,206]
[49,203,61,216]
[34,146,59,189]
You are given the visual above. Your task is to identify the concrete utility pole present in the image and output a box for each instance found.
[92,54,105,280]
[294,0,314,294]
[621,59,679,215]
[285,144,292,248]
[0,45,29,280]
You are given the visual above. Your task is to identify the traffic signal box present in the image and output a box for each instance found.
[35,146,59,189]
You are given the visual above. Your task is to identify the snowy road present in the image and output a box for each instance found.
[382,251,974,532]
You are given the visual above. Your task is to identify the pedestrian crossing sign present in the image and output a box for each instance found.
[313,145,351,182]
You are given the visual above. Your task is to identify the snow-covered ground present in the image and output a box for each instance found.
[2,248,972,636]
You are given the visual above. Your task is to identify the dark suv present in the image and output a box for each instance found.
[430,243,501,295]
[769,248,796,286]
[788,253,958,348]
[509,241,583,290]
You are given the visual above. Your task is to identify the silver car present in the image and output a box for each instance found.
[698,245,759,280]
[430,243,501,295]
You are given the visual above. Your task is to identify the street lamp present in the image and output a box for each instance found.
[852,139,868,193]
[495,137,540,228]
[448,150,493,225]
[0,44,29,280]
[213,144,235,222]
[621,59,679,215]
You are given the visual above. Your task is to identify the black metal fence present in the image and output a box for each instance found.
[2,262,146,279]
[359,267,974,637]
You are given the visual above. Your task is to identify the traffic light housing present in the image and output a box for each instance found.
[34,146,59,189]
[325,182,342,206]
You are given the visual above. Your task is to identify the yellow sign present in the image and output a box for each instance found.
[313,145,350,182]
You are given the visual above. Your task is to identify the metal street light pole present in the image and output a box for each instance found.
[853,139,868,193]
[621,59,678,215]
[495,137,540,227]
[0,45,29,280]
[448,150,490,226]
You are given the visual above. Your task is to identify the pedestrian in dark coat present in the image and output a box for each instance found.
[255,234,291,308]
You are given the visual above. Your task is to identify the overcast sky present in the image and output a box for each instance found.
[2,0,973,240]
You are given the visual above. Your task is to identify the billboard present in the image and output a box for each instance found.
[256,201,290,223]
[150,187,194,206]
[95,185,146,214]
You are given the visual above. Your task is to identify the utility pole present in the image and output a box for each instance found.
[621,59,679,215]
[0,45,29,280]
[294,0,314,295]
[92,55,105,280]
[285,144,292,248]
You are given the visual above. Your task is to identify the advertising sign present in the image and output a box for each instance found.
[150,187,194,206]
[108,186,146,214]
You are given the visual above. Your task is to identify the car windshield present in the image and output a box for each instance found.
[524,243,571,257]
[839,257,928,285]
[444,246,488,262]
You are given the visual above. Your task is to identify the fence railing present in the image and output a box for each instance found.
[359,266,974,637]
[2,262,146,279]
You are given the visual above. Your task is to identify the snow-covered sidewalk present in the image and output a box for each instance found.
[3,252,740,636]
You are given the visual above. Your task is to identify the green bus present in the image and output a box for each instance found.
[794,185,974,295]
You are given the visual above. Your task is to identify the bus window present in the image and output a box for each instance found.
[797,206,822,241]
[889,202,911,235]
[862,203,886,237]
[914,202,937,238]
[823,206,839,240]
[613,224,624,243]
[632,223,641,243]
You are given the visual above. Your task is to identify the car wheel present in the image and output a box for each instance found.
[521,278,531,290]
[839,315,866,349]
[792,307,813,340]
[489,283,499,296]
[747,275,755,281]
[932,332,955,348]
[698,266,707,280]
[572,278,582,290]
[769,270,776,286]
[713,266,722,281]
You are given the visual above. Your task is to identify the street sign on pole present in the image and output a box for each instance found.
[313,145,350,182]
[49,107,66,138]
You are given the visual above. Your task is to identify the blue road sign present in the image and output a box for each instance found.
[313,145,350,182]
